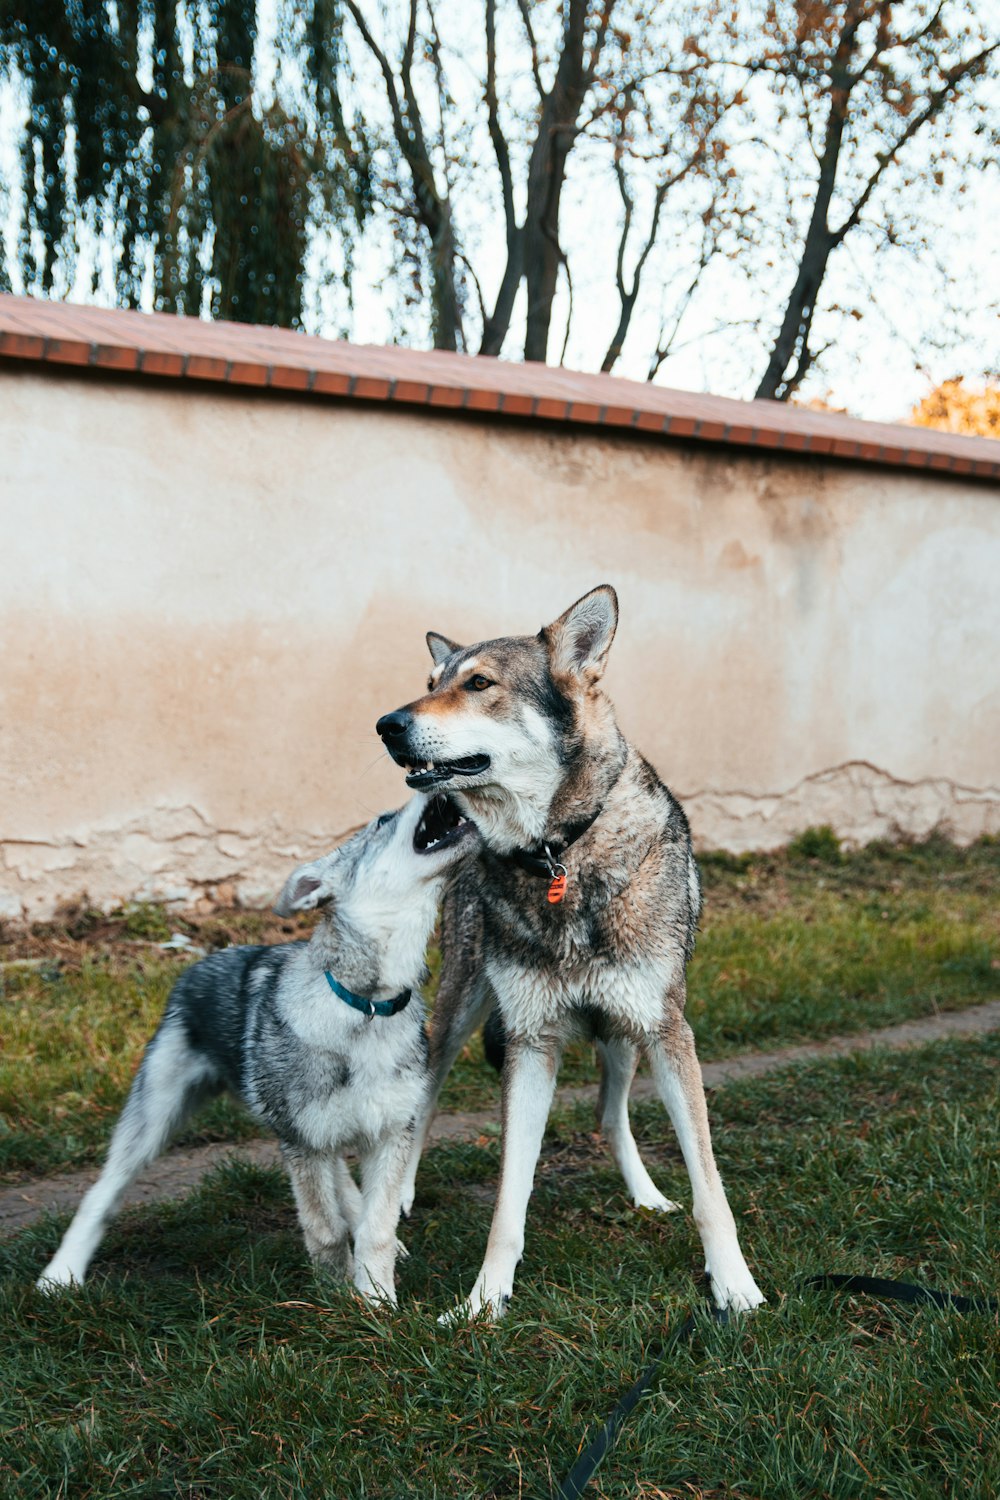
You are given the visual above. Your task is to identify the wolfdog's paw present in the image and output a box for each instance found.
[707,1262,766,1313]
[351,1261,399,1308]
[633,1190,681,1214]
[35,1262,79,1294]
[719,1281,767,1313]
[437,1290,511,1326]
[355,1284,398,1311]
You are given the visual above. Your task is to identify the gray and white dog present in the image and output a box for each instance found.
[37,792,477,1303]
[376,585,765,1318]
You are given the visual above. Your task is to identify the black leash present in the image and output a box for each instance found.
[802,1272,997,1314]
[554,1275,998,1500]
[556,1304,729,1500]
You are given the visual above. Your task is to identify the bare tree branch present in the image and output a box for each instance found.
[756,3,997,403]
[558,253,574,366]
[833,42,999,244]
[341,1,407,141]
[342,0,463,351]
[522,0,596,361]
[516,0,543,96]
[753,1,893,399]
[484,0,516,235]
[426,0,454,196]
[480,0,523,356]
[457,249,487,331]
[646,230,721,380]
[585,0,616,85]
[575,61,707,135]
[602,73,733,374]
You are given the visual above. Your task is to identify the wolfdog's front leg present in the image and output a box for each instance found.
[447,1036,559,1320]
[647,1003,764,1312]
[596,1038,680,1213]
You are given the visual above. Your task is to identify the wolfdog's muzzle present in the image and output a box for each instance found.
[376,708,491,791]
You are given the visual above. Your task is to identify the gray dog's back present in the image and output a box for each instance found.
[167,942,305,1096]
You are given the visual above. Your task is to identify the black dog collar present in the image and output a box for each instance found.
[506,762,625,903]
[508,805,605,881]
[324,971,412,1019]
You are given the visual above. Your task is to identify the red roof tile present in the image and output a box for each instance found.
[1,294,998,482]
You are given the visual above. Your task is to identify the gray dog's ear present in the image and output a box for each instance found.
[542,585,619,684]
[426,631,462,665]
[274,852,340,916]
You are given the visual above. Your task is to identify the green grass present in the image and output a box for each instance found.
[2,835,998,1179]
[2,1035,997,1498]
[0,953,262,1179]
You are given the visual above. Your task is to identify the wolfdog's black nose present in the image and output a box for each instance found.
[376,709,413,742]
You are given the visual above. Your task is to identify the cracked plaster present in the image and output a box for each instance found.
[3,761,997,920]
[683,760,1000,855]
[0,805,362,921]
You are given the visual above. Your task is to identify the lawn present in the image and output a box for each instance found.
[3,1034,998,1498]
[1,832,997,1179]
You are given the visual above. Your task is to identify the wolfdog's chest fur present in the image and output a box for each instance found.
[447,748,701,1037]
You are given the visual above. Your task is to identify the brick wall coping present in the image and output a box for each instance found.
[2,294,997,482]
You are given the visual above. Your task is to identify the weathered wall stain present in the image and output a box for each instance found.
[2,369,999,917]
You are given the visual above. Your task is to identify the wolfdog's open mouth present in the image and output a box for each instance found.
[402,754,491,791]
[413,793,475,855]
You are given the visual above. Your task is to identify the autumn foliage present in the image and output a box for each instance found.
[909,380,1000,439]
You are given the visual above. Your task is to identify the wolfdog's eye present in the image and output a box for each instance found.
[426,676,435,691]
[376,811,395,827]
[465,674,493,692]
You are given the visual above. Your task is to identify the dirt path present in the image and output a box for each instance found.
[4,999,998,1238]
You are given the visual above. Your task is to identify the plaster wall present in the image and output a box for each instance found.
[2,367,998,918]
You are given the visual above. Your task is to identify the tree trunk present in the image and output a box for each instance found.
[522,129,576,362]
[480,236,523,357]
[428,198,462,351]
[753,223,834,401]
[600,290,637,373]
[521,0,591,364]
[754,32,858,401]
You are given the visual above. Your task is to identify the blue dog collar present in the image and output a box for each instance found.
[324,970,412,1019]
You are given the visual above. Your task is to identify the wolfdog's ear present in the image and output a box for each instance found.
[543,585,619,684]
[426,631,462,665]
[274,852,340,916]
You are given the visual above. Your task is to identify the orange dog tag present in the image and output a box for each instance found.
[547,872,567,904]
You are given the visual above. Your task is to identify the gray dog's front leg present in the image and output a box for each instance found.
[285,1148,354,1280]
[352,1133,413,1306]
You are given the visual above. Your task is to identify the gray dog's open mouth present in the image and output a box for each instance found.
[402,754,491,791]
[413,793,475,854]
